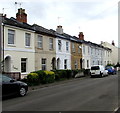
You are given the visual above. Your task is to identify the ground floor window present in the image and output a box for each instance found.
[64,59,67,69]
[75,60,78,69]
[87,60,89,68]
[98,60,99,65]
[42,58,47,70]
[21,58,27,73]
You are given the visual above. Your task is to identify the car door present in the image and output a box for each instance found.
[2,75,18,97]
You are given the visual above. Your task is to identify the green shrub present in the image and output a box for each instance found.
[27,73,39,85]
[53,69,81,80]
[31,70,55,84]
[43,71,55,83]
[32,70,45,82]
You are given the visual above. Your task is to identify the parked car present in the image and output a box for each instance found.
[105,66,116,75]
[0,74,28,98]
[90,65,108,77]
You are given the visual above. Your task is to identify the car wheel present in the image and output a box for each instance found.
[19,87,26,97]
[100,72,103,77]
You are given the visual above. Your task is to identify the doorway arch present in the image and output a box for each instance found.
[4,55,12,72]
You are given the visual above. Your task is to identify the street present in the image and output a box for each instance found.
[2,74,119,112]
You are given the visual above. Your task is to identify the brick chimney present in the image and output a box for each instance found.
[112,40,115,46]
[78,32,84,40]
[56,25,63,34]
[16,8,27,23]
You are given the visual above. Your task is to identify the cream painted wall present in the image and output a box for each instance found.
[4,25,35,77]
[102,42,118,65]
[35,34,56,71]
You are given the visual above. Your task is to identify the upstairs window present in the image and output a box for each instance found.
[72,43,75,52]
[25,33,31,47]
[78,45,81,53]
[37,35,43,48]
[49,38,53,50]
[88,47,89,54]
[8,29,15,45]
[91,47,93,55]
[83,45,85,54]
[66,42,69,51]
[58,40,62,51]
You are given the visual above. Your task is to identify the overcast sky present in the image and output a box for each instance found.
[0,0,119,46]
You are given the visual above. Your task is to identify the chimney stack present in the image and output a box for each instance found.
[78,32,84,40]
[56,25,63,34]
[112,40,115,46]
[16,8,27,23]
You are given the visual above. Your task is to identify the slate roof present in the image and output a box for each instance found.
[32,24,55,37]
[3,17,111,51]
[4,17,34,31]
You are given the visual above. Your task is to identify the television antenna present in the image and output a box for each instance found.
[15,2,22,8]
[14,2,23,12]
[57,17,62,25]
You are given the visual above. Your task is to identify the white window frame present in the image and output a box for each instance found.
[21,58,27,73]
[75,60,78,69]
[87,60,89,68]
[41,58,47,70]
[8,29,15,45]
[83,45,85,54]
[88,46,89,54]
[64,59,67,69]
[49,38,53,50]
[72,43,75,52]
[58,40,62,51]
[25,33,31,47]
[66,42,69,51]
[37,35,43,48]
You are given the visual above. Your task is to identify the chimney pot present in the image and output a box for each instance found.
[16,8,27,23]
[78,32,84,40]
[56,25,63,34]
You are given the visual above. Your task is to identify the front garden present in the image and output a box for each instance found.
[22,69,90,86]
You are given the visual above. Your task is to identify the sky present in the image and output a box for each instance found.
[0,0,119,47]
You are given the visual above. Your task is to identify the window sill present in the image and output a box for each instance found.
[49,49,54,51]
[21,72,29,75]
[25,46,32,49]
[7,44,16,47]
[36,47,43,50]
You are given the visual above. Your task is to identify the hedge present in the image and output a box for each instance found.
[26,69,86,86]
[30,70,55,84]
[27,73,40,85]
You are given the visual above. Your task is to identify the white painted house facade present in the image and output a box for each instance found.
[55,26,71,70]
[80,36,112,69]
[101,41,118,65]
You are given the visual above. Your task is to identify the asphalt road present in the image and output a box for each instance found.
[2,73,119,112]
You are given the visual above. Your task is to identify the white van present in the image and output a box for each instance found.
[90,65,108,77]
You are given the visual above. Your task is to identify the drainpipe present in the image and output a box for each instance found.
[0,14,5,73]
[0,14,3,73]
[2,22,4,73]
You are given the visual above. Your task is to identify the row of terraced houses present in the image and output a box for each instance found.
[0,8,118,78]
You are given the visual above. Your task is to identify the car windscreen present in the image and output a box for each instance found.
[91,66,100,70]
